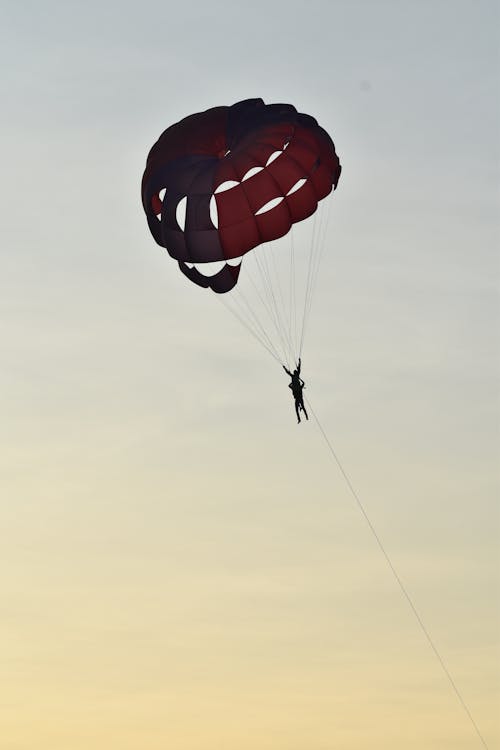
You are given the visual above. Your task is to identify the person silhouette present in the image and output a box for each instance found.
[283,358,309,423]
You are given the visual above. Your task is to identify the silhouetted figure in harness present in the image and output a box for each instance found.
[283,358,309,424]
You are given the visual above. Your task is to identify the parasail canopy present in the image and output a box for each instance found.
[142,98,341,293]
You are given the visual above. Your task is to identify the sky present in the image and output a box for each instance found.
[1,0,499,748]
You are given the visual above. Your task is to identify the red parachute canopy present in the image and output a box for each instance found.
[142,98,341,293]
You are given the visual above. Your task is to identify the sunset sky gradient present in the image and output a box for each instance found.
[1,1,499,748]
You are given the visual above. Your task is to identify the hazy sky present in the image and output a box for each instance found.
[1,1,499,748]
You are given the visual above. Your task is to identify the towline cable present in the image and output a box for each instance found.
[306,398,489,750]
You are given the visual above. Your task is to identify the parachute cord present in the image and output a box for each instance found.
[289,228,297,360]
[307,199,328,317]
[235,290,284,365]
[245,263,278,324]
[299,205,321,357]
[232,284,283,362]
[306,397,490,750]
[301,197,333,349]
[216,294,282,364]
[270,243,295,366]
[255,251,293,367]
[248,252,290,366]
[312,197,332,300]
[243,264,289,362]
[261,247,293,361]
[224,294,280,361]
[254,252,278,335]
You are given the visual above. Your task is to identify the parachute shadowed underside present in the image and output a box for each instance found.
[141,98,341,292]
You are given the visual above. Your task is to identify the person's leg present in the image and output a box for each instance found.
[295,401,301,423]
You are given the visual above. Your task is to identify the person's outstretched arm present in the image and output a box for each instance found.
[283,365,292,377]
[297,358,301,374]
